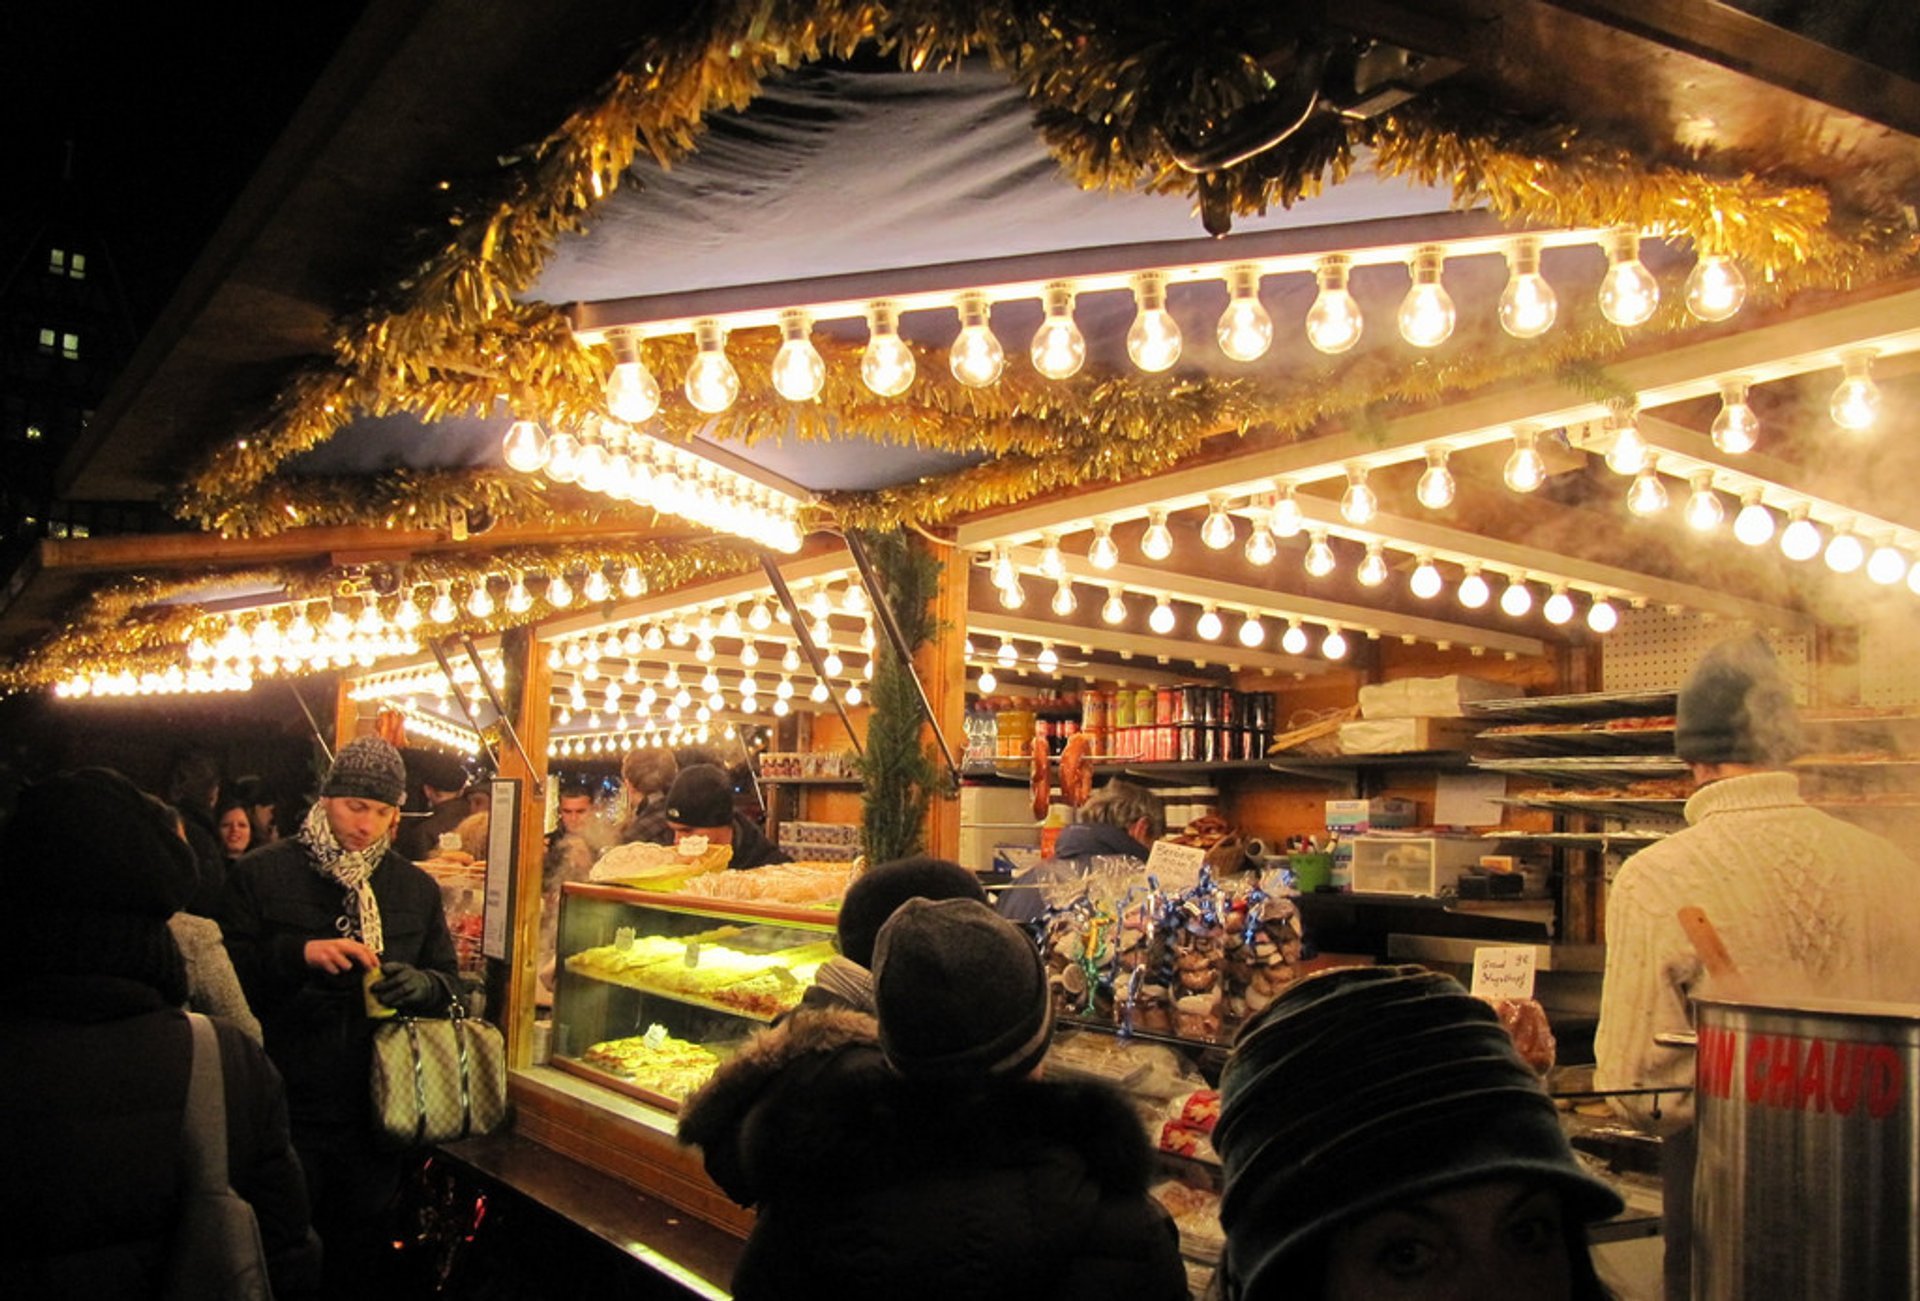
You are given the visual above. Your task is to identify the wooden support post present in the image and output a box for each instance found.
[918,533,968,861]
[494,626,552,1070]
[332,678,360,751]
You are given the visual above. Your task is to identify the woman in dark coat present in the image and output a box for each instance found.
[0,768,320,1299]
[680,897,1186,1301]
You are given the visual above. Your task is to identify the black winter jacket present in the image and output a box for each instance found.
[679,1008,1187,1301]
[0,973,322,1299]
[221,837,458,1132]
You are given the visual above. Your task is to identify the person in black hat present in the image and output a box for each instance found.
[394,746,472,861]
[220,734,458,1295]
[1215,965,1623,1301]
[681,896,1184,1300]
[663,762,788,870]
[0,767,321,1298]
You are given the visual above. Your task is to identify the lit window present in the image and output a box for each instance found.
[61,334,79,360]
[70,253,86,280]
[25,425,42,441]
[49,523,69,539]
[49,249,65,274]
[37,328,55,354]
[71,524,90,538]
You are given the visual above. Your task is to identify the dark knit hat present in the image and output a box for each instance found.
[322,735,408,806]
[664,763,733,828]
[1214,965,1622,1299]
[1675,634,1804,767]
[403,746,469,796]
[872,897,1053,1080]
[1,767,200,918]
[838,856,988,969]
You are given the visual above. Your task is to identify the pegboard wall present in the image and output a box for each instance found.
[1600,607,1811,703]
[1857,605,1920,708]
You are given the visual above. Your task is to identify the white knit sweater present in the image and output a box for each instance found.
[1593,771,1920,1132]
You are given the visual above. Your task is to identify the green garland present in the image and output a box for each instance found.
[858,530,944,863]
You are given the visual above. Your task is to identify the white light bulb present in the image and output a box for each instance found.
[771,308,826,402]
[583,568,612,603]
[1269,485,1304,538]
[1244,521,1277,566]
[574,439,612,494]
[1909,564,1920,597]
[1685,253,1746,322]
[1321,627,1349,660]
[1733,494,1775,546]
[1503,426,1548,493]
[1037,534,1065,579]
[1303,531,1336,578]
[1036,645,1059,673]
[1684,473,1724,531]
[1101,589,1127,624]
[605,332,662,421]
[684,318,740,413]
[1498,236,1558,338]
[997,641,1018,668]
[1140,509,1174,561]
[776,677,794,699]
[861,300,916,396]
[1030,281,1085,380]
[1599,227,1660,327]
[949,292,1005,387]
[1416,447,1456,510]
[1281,622,1309,655]
[772,698,790,717]
[1868,544,1908,586]
[1712,381,1760,453]
[1587,597,1619,634]
[1410,558,1443,599]
[1830,353,1880,430]
[621,565,646,598]
[739,643,760,667]
[1196,606,1223,640]
[542,430,581,482]
[1305,254,1363,354]
[1340,467,1378,525]
[1458,568,1491,609]
[1500,575,1534,617]
[1825,529,1865,574]
[467,582,495,619]
[1126,271,1182,372]
[1605,413,1648,476]
[976,668,997,694]
[429,584,457,624]
[546,574,574,608]
[502,419,548,473]
[1397,246,1455,347]
[1200,495,1236,549]
[1543,587,1575,625]
[748,600,772,631]
[1238,614,1265,648]
[1216,264,1273,362]
[1780,509,1821,562]
[1357,545,1389,587]
[987,545,1016,591]
[809,681,829,703]
[1088,520,1119,569]
[1050,578,1077,616]
[782,646,801,672]
[1627,463,1669,516]
[1148,597,1176,635]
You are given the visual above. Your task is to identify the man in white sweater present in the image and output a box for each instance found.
[1594,633,1920,1296]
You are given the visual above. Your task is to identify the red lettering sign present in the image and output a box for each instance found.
[1730,1030,1906,1119]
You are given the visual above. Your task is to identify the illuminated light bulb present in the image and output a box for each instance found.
[1244,521,1277,566]
[704,691,724,714]
[1825,527,1865,574]
[1303,530,1336,578]
[776,677,794,700]
[1036,645,1059,673]
[809,617,834,646]
[583,568,612,603]
[1269,484,1304,537]
[988,544,1016,590]
[546,573,574,608]
[976,668,997,694]
[996,641,1018,668]
[1087,520,1120,570]
[1500,574,1534,618]
[861,300,916,396]
[770,308,826,402]
[1356,544,1389,587]
[542,429,581,483]
[1732,492,1775,546]
[1281,621,1309,655]
[1605,410,1648,476]
[1216,264,1273,362]
[782,647,801,672]
[1497,235,1558,338]
[1030,281,1086,380]
[1101,588,1128,624]
[1050,578,1077,617]
[1684,472,1725,531]
[429,583,457,624]
[1543,586,1575,625]
[1780,507,1821,561]
[1037,534,1065,579]
[844,683,863,706]
[574,438,613,494]
[684,318,741,414]
[1712,380,1759,454]
[1237,613,1266,648]
[1321,627,1349,660]
[810,681,830,704]
[1587,597,1620,634]
[643,624,666,651]
[1598,226,1660,327]
[1909,564,1920,597]
[638,685,657,708]
[1339,466,1377,525]
[1196,606,1223,640]
[1397,245,1455,348]
[948,291,1005,387]
[1627,461,1669,516]
[394,597,422,631]
[1416,447,1457,510]
[1139,508,1174,561]
[1502,426,1548,493]
[997,575,1026,610]
[739,643,760,667]
[772,698,791,718]
[1126,271,1181,372]
[605,331,661,422]
[502,419,548,473]
[466,582,495,619]
[620,565,646,598]
[1830,352,1881,430]
[1684,252,1746,322]
[747,600,772,631]
[1410,557,1443,600]
[1200,495,1236,549]
[1868,543,1908,586]
[1148,597,1176,635]
[696,639,716,664]
[1305,254,1363,354]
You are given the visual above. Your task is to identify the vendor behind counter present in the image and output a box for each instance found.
[664,764,788,871]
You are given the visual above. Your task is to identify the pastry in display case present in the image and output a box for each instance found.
[550,882,837,1109]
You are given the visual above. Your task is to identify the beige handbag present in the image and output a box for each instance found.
[369,995,508,1148]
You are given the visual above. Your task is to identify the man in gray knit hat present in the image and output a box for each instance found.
[222,734,459,1295]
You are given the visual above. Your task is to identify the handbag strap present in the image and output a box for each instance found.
[180,1012,228,1189]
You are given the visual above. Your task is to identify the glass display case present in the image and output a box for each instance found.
[550,882,838,1110]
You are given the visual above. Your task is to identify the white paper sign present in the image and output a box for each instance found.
[483,779,519,962]
[1471,945,1537,999]
[1144,840,1207,887]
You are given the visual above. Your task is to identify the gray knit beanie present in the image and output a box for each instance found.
[322,736,408,806]
[1675,634,1804,766]
[872,897,1052,1080]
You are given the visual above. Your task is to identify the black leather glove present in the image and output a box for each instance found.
[368,962,440,1013]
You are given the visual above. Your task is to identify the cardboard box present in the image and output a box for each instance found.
[1339,717,1482,754]
[1325,797,1418,832]
[1356,675,1513,719]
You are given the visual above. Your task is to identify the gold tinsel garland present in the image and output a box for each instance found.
[170,0,1916,523]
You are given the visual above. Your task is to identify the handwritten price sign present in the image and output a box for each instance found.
[1471,945,1537,1000]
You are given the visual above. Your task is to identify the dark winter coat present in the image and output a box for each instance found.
[221,837,458,1132]
[0,971,322,1300]
[725,812,790,871]
[678,1008,1187,1301]
[395,794,470,862]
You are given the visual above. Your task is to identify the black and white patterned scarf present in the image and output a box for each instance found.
[298,801,391,955]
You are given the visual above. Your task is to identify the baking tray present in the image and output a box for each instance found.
[1463,690,1677,724]
[1473,725,1676,757]
[1472,756,1689,788]
[1493,794,1687,822]
[1484,829,1670,851]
